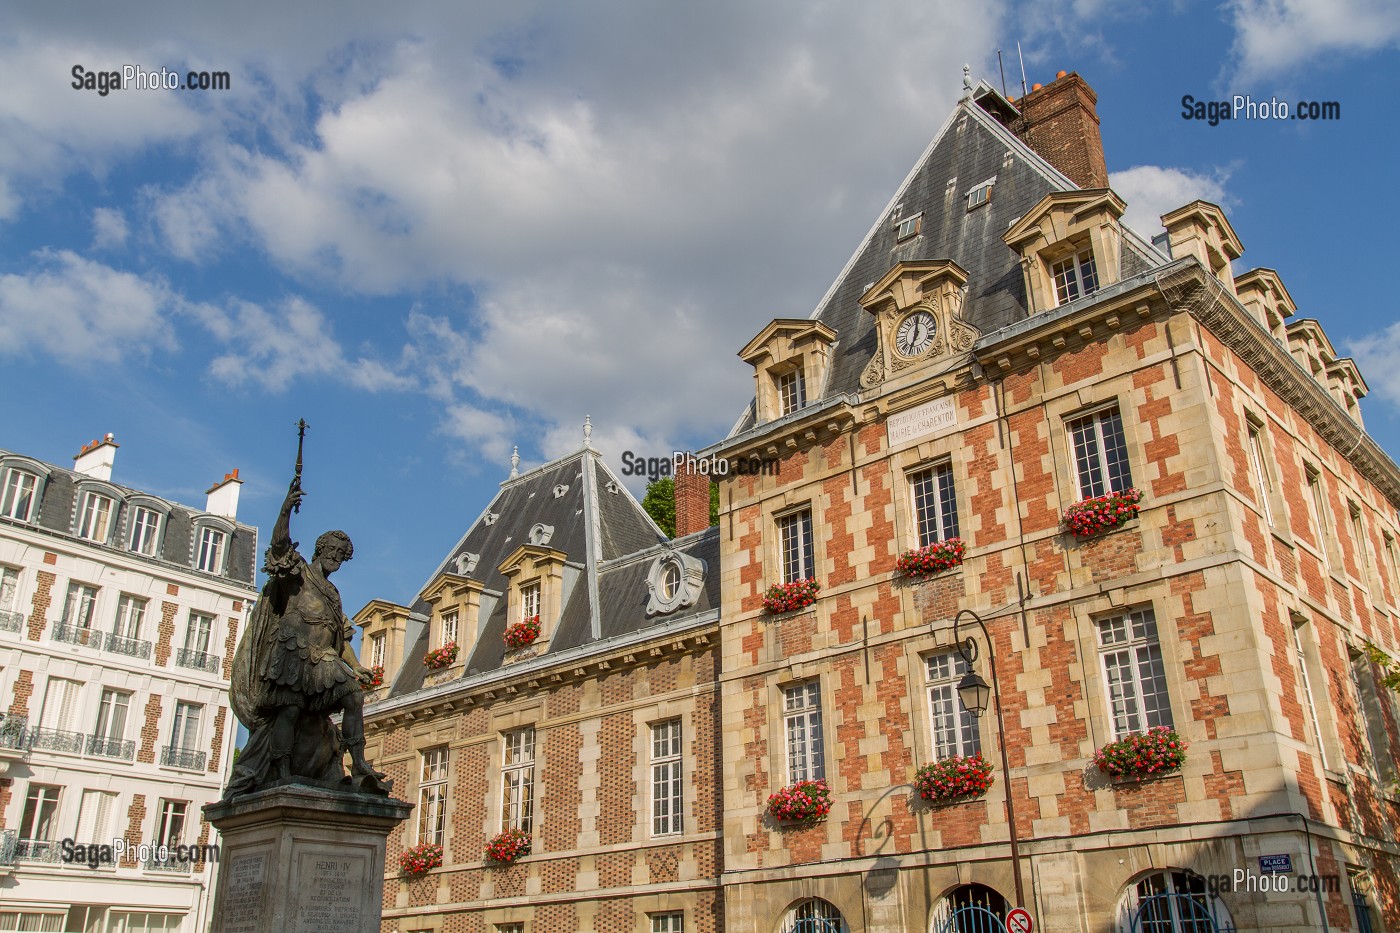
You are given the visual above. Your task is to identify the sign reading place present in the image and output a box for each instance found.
[887,397,957,448]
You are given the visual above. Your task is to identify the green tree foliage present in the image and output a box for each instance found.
[642,477,718,537]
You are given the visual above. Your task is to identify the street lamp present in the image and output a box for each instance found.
[951,608,1026,910]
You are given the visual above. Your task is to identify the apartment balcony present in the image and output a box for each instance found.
[144,854,193,874]
[0,608,23,634]
[159,745,207,771]
[13,838,62,864]
[175,648,221,674]
[27,727,86,755]
[51,622,100,647]
[0,715,30,775]
[0,829,15,876]
[103,631,153,661]
[86,734,136,761]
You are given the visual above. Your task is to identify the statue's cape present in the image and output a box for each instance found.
[230,588,277,729]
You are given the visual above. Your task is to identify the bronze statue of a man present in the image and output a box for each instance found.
[224,477,388,798]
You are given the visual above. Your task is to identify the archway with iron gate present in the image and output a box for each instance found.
[930,882,1009,933]
[1114,868,1236,932]
[777,897,847,933]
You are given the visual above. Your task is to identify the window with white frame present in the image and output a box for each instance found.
[441,609,459,647]
[496,925,525,933]
[418,747,448,845]
[651,913,685,933]
[0,912,65,933]
[0,469,39,521]
[94,688,130,745]
[1067,406,1133,499]
[1350,503,1373,579]
[652,719,683,836]
[521,582,540,622]
[113,594,146,640]
[195,527,226,573]
[129,506,162,556]
[778,508,815,584]
[107,911,182,933]
[1098,608,1173,738]
[967,182,993,210]
[370,632,386,669]
[501,728,535,832]
[910,463,959,546]
[170,701,201,751]
[1291,619,1328,770]
[1245,418,1274,527]
[894,212,922,241]
[20,784,60,841]
[38,678,80,735]
[777,368,806,416]
[78,492,115,543]
[926,652,981,758]
[0,565,18,613]
[62,582,99,639]
[784,682,825,783]
[1386,533,1400,601]
[1350,651,1393,774]
[1051,249,1099,305]
[184,611,213,655]
[1307,465,1332,564]
[74,789,117,844]
[156,799,187,848]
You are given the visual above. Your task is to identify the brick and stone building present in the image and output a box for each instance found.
[0,436,256,933]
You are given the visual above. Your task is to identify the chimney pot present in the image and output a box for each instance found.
[1056,70,1068,79]
[1032,83,1042,91]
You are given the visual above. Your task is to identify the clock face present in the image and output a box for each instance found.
[894,310,937,358]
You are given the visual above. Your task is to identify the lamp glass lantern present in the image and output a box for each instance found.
[957,670,991,717]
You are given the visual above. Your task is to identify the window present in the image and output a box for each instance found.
[37,678,80,736]
[497,925,525,933]
[0,912,65,932]
[195,527,225,573]
[0,565,18,615]
[78,493,115,543]
[441,609,459,647]
[20,784,60,841]
[170,701,201,751]
[106,912,182,933]
[370,632,386,669]
[661,561,681,600]
[1350,651,1393,774]
[521,582,540,622]
[1051,249,1099,304]
[777,367,807,417]
[1385,534,1400,599]
[784,682,825,782]
[651,913,685,933]
[780,899,845,933]
[184,612,213,654]
[63,582,99,630]
[926,652,981,758]
[967,182,993,210]
[113,594,146,640]
[894,212,922,241]
[1307,466,1332,564]
[1351,871,1376,933]
[652,719,683,836]
[418,747,448,845]
[1292,621,1328,770]
[1350,503,1373,579]
[129,507,162,556]
[75,789,117,843]
[93,688,130,753]
[778,508,815,583]
[501,728,535,832]
[910,463,959,546]
[1245,419,1274,527]
[0,469,38,521]
[1113,869,1234,933]
[1098,608,1173,738]
[155,800,187,849]
[1067,406,1133,499]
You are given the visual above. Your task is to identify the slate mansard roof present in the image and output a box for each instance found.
[0,446,258,586]
[382,447,720,699]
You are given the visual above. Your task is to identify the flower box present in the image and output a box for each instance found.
[1063,488,1143,538]
[766,779,832,825]
[913,753,994,803]
[360,665,384,690]
[1094,726,1187,778]
[504,615,541,650]
[424,641,458,670]
[485,828,531,864]
[399,842,442,876]
[896,539,966,577]
[762,579,820,615]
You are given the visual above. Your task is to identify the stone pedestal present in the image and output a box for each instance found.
[204,785,412,933]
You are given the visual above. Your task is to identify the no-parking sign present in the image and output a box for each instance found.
[1005,907,1034,933]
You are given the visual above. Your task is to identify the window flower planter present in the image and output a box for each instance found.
[399,842,442,877]
[766,779,832,825]
[896,538,966,577]
[423,641,458,670]
[504,615,541,650]
[485,828,531,864]
[913,753,994,803]
[762,579,820,615]
[1094,726,1187,778]
[1063,488,1143,538]
[360,665,384,690]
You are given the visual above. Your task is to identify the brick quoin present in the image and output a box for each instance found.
[138,695,162,763]
[155,600,177,666]
[0,779,10,829]
[222,615,240,678]
[27,569,54,640]
[120,794,147,867]
[8,669,33,716]
[208,706,227,773]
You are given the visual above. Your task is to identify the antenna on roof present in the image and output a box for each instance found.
[1016,41,1028,99]
[997,50,1008,98]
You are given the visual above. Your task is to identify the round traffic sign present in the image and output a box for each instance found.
[1005,907,1033,933]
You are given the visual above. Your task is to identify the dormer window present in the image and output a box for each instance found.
[129,505,163,556]
[1,469,39,521]
[521,582,540,622]
[739,319,837,424]
[370,632,386,668]
[894,213,923,242]
[195,526,228,574]
[645,550,707,616]
[78,493,116,543]
[1051,249,1099,305]
[441,609,459,647]
[661,562,681,600]
[777,368,806,416]
[966,181,994,210]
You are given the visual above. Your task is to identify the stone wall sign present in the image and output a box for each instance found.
[887,397,957,448]
[223,852,268,933]
[295,852,368,933]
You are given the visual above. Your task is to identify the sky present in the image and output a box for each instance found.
[2,0,1399,620]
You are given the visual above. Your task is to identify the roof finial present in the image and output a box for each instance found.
[509,445,520,479]
[961,64,973,100]
[583,415,594,449]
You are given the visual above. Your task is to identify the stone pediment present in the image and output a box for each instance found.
[858,261,979,390]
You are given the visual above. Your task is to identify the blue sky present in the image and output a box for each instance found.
[2,0,1399,619]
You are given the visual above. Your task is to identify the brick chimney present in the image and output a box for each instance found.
[73,433,118,481]
[672,454,712,538]
[1012,71,1109,189]
[205,468,242,519]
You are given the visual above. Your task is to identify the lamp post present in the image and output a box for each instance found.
[952,607,1026,910]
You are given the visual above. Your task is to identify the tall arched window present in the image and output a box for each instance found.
[779,898,845,933]
[1115,869,1235,932]
[930,883,1008,933]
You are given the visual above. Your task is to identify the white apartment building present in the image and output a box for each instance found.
[0,436,257,933]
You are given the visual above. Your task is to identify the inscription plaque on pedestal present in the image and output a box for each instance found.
[223,852,268,933]
[295,852,368,933]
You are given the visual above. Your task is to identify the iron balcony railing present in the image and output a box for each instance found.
[86,734,136,761]
[0,829,15,867]
[143,855,193,874]
[175,648,220,673]
[160,746,207,771]
[13,838,62,863]
[51,622,100,647]
[27,727,86,754]
[0,609,23,633]
[103,632,153,660]
[0,715,29,751]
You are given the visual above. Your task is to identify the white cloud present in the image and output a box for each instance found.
[1347,323,1400,409]
[0,250,177,362]
[91,207,128,249]
[1109,165,1234,239]
[1226,0,1400,83]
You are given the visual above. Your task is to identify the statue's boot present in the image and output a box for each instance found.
[272,748,292,781]
[345,739,391,793]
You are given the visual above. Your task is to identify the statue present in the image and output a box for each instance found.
[223,422,389,799]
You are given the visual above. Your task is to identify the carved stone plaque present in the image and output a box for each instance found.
[223,853,268,933]
[295,853,367,933]
[886,396,957,447]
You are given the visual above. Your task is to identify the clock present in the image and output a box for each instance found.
[894,310,937,358]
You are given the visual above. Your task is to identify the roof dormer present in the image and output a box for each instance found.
[1160,200,1243,295]
[738,319,838,424]
[857,260,981,390]
[1234,268,1295,342]
[353,598,415,695]
[1003,188,1127,314]
[417,570,487,674]
[498,544,570,658]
